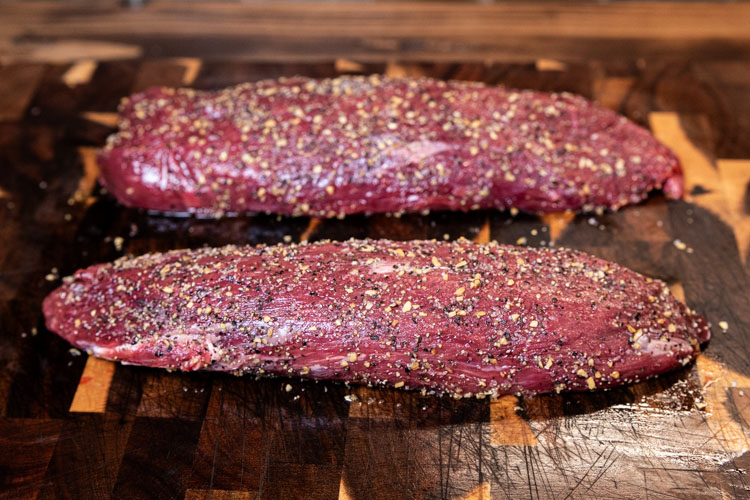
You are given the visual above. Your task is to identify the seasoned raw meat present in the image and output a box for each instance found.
[98,75,683,218]
[43,239,709,397]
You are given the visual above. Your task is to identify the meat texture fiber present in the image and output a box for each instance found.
[98,75,683,218]
[43,239,709,398]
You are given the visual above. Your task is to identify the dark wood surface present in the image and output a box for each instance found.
[2,52,750,500]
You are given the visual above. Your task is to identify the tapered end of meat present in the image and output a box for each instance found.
[97,142,203,214]
[97,149,140,209]
[43,262,217,371]
[662,159,685,200]
[43,266,113,354]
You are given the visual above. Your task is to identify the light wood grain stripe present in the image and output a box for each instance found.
[337,477,353,500]
[173,57,202,86]
[473,218,490,244]
[385,62,428,79]
[62,59,97,87]
[335,58,365,73]
[69,357,116,413]
[74,147,101,207]
[539,211,575,244]
[489,395,538,446]
[460,483,491,500]
[717,159,750,264]
[81,111,118,128]
[299,218,322,242]
[668,282,685,304]
[535,59,567,72]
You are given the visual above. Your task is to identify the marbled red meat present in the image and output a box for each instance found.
[43,239,709,397]
[98,75,683,218]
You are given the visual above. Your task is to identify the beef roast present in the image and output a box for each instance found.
[98,75,683,218]
[43,239,709,397]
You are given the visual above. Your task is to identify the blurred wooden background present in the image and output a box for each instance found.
[2,1,750,64]
[3,1,750,161]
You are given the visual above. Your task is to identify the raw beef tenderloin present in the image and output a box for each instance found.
[98,76,683,217]
[43,239,709,398]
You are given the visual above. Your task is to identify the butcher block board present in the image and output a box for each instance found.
[2,59,750,500]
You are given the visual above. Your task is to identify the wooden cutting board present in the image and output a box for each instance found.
[1,58,750,499]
